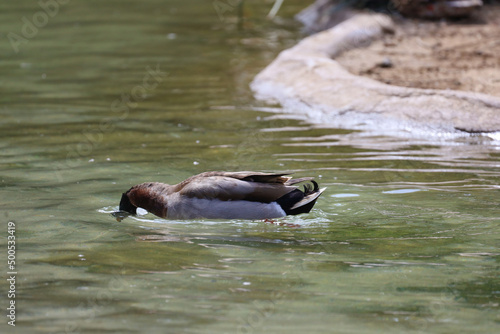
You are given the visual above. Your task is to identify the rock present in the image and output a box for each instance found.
[379,57,393,68]
[251,13,500,134]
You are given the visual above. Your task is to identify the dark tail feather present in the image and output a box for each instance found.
[276,180,325,215]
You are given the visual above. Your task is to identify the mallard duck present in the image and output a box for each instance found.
[118,171,325,220]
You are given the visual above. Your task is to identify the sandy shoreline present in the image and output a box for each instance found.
[336,5,500,98]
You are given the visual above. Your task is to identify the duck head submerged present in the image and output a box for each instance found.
[119,191,137,214]
[117,182,170,220]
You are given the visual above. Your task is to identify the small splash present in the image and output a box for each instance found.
[136,208,148,215]
[99,206,149,222]
[330,193,360,198]
[98,206,119,214]
[99,206,134,221]
[111,211,130,222]
[98,206,329,227]
[382,189,422,194]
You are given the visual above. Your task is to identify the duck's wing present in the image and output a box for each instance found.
[176,172,301,203]
[199,171,292,183]
[219,171,315,187]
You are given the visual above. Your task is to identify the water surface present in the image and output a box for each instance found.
[0,1,499,333]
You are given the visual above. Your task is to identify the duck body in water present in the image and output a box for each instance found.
[118,171,325,220]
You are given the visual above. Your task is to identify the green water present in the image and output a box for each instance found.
[1,1,499,333]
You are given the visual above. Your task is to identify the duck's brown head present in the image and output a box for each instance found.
[119,183,169,218]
